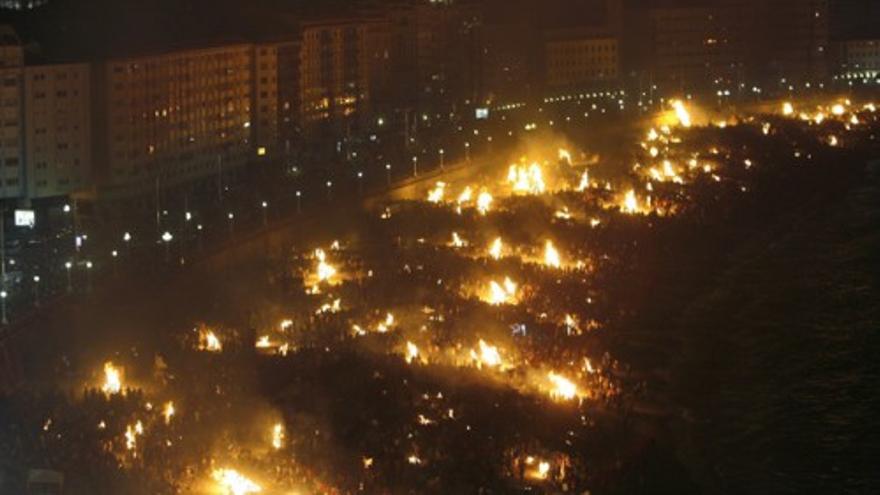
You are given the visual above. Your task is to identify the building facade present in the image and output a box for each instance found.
[93,44,254,198]
[23,63,91,200]
[544,30,618,89]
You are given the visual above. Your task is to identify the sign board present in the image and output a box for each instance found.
[475,108,489,120]
[14,209,35,228]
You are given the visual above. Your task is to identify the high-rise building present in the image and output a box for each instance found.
[23,63,91,200]
[543,29,619,90]
[92,43,254,198]
[0,27,24,200]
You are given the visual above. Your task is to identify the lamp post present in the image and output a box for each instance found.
[111,250,119,275]
[439,148,445,169]
[1,290,7,325]
[261,201,268,227]
[123,232,132,256]
[385,163,391,186]
[196,224,203,251]
[412,155,418,177]
[65,261,73,293]
[32,275,40,307]
[162,231,173,262]
[465,141,471,162]
[85,261,93,293]
[356,171,364,196]
[227,212,234,236]
[326,181,333,202]
[296,191,302,214]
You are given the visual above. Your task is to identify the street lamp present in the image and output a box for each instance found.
[0,290,7,325]
[295,190,302,214]
[196,224,204,251]
[32,275,40,307]
[65,261,73,293]
[227,212,234,235]
[385,163,392,186]
[439,148,445,169]
[85,261,93,293]
[162,231,173,261]
[261,201,268,227]
[465,141,471,161]
[357,171,364,196]
[111,250,119,275]
[412,155,418,177]
[326,181,333,202]
[123,232,132,256]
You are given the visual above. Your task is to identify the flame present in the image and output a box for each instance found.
[485,277,518,305]
[555,207,573,220]
[198,328,223,352]
[212,469,262,495]
[162,401,175,425]
[457,186,473,204]
[376,312,395,333]
[507,162,546,194]
[828,135,839,146]
[405,341,420,364]
[558,148,572,164]
[547,372,578,401]
[427,181,446,203]
[782,102,794,116]
[621,190,640,214]
[488,237,503,260]
[471,339,502,368]
[646,128,659,141]
[576,170,590,192]
[476,191,493,215]
[831,103,846,116]
[125,420,143,450]
[279,319,293,332]
[670,99,692,127]
[271,423,284,450]
[314,248,338,284]
[544,241,561,268]
[449,232,467,248]
[101,362,123,395]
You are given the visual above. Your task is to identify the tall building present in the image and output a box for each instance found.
[543,29,619,90]
[0,0,48,10]
[92,43,254,198]
[295,19,369,130]
[0,26,24,200]
[253,42,281,158]
[23,63,91,200]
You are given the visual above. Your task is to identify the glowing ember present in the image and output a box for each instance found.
[828,135,839,146]
[646,128,659,141]
[162,401,175,425]
[507,162,546,194]
[488,237,503,260]
[547,372,578,401]
[101,362,123,395]
[544,241,561,268]
[782,102,794,116]
[271,423,284,450]
[671,99,692,127]
[279,319,293,331]
[476,191,493,215]
[212,468,262,495]
[831,103,846,116]
[427,181,446,203]
[255,336,272,348]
